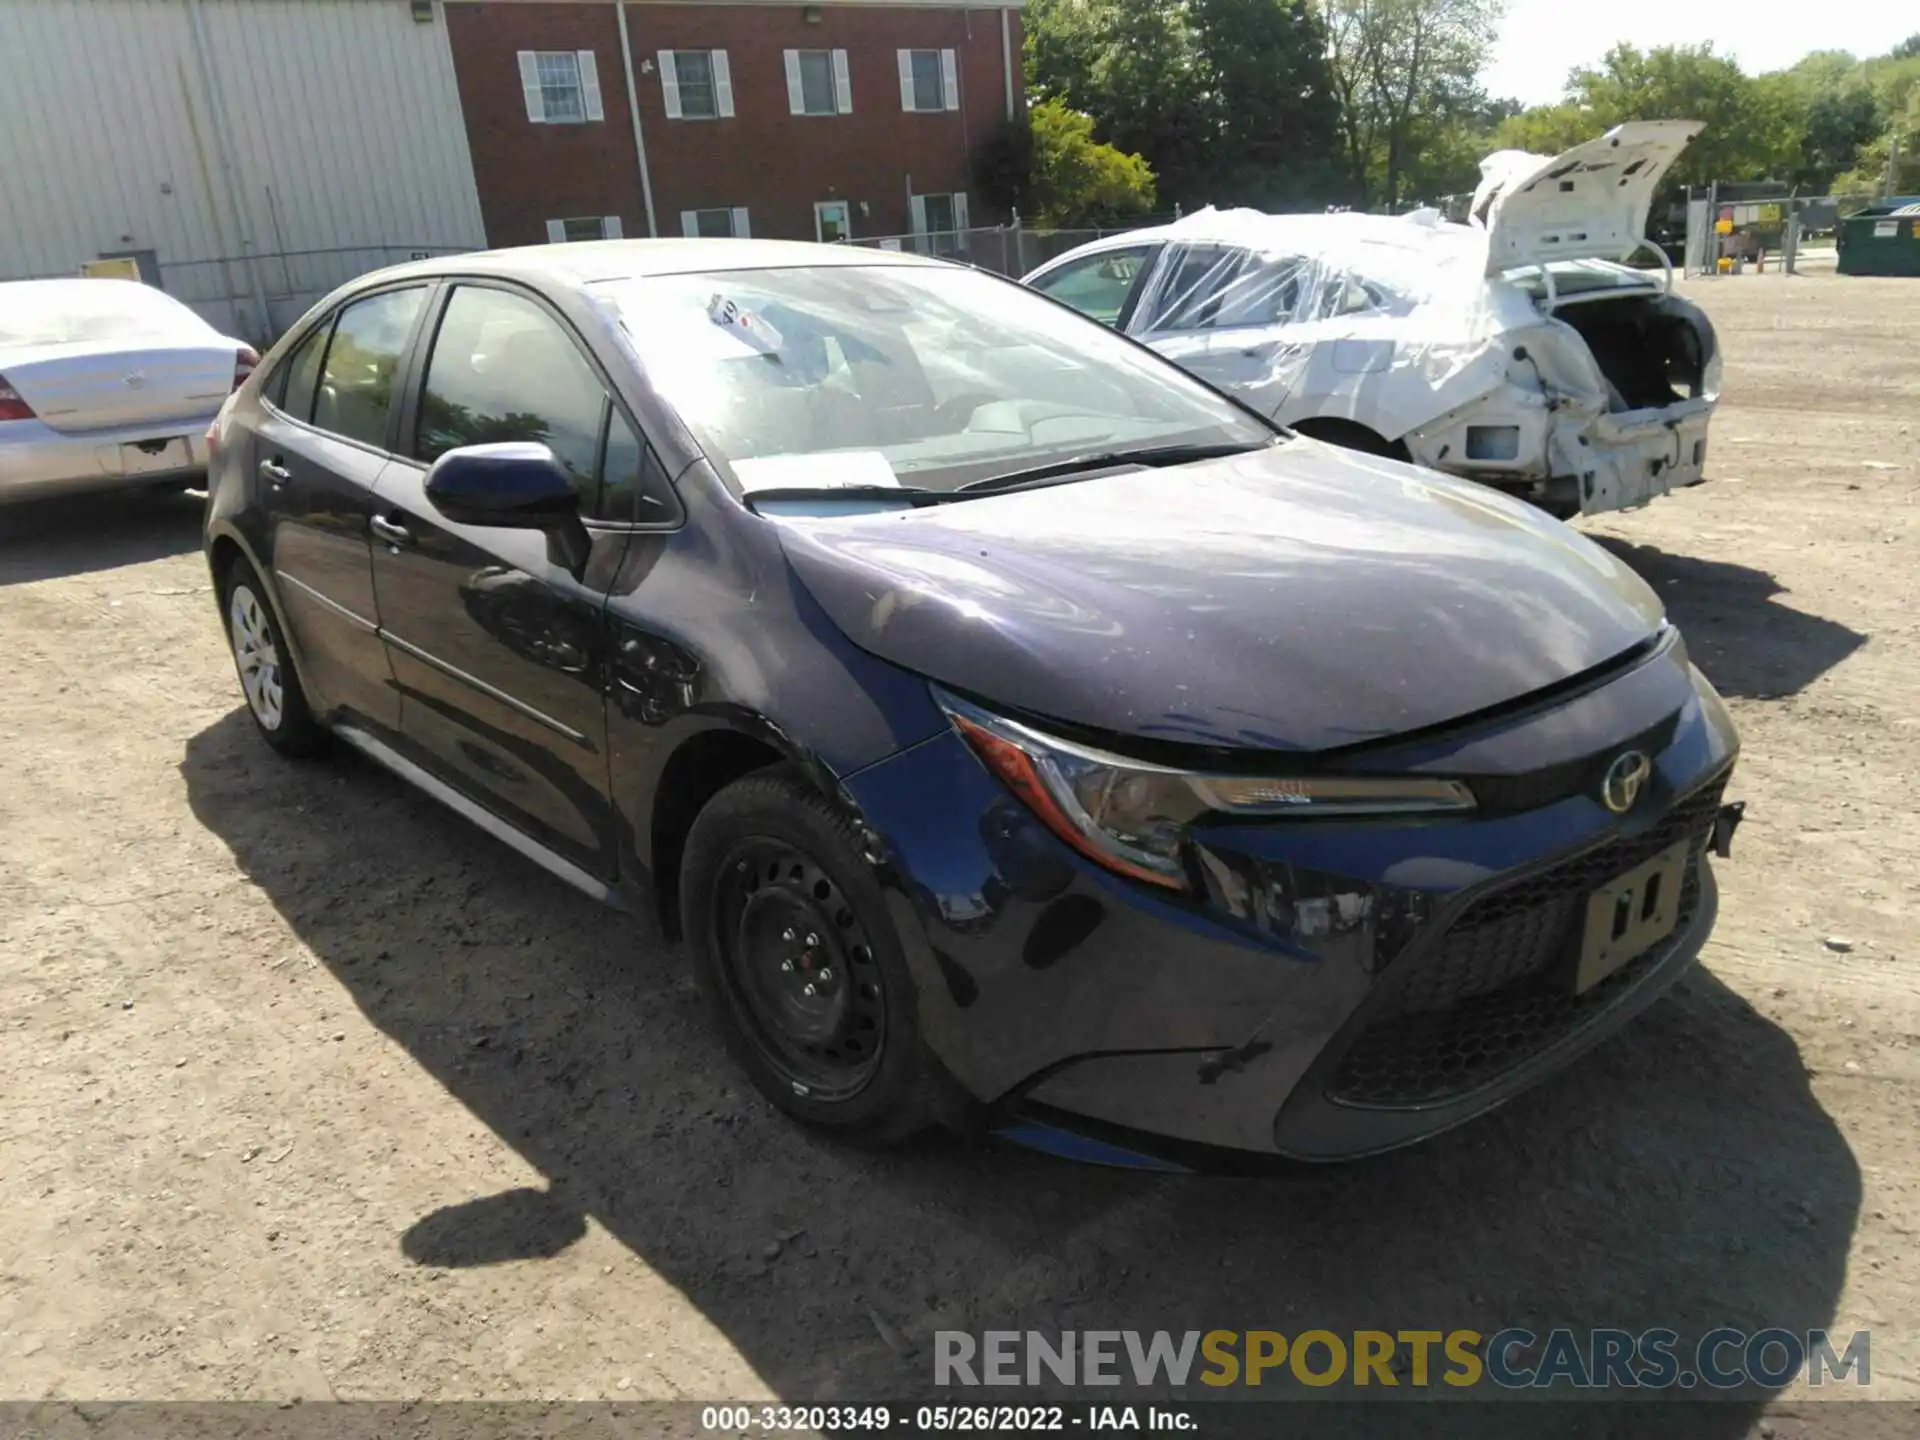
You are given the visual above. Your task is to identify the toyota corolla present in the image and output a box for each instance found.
[203,239,1743,1165]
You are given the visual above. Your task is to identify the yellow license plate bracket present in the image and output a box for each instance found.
[1574,839,1691,992]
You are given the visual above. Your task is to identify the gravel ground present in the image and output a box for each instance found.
[1,272,1916,1430]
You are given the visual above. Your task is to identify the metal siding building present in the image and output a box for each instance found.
[0,0,488,340]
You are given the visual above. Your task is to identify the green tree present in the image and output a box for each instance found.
[1557,43,1802,189]
[1025,0,1340,210]
[1491,101,1595,158]
[1485,36,1920,206]
[1835,89,1920,196]
[1189,0,1345,205]
[1797,83,1884,187]
[1026,98,1159,225]
[1396,96,1522,204]
[1321,0,1504,208]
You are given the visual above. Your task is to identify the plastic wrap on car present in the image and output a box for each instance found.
[1136,207,1516,418]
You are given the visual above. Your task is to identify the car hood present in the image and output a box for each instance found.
[1473,119,1702,274]
[773,442,1666,752]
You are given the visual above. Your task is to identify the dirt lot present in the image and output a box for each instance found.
[1,273,1917,1427]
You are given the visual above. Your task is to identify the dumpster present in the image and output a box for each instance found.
[1838,201,1920,277]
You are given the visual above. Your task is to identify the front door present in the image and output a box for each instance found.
[368,282,632,877]
[252,285,430,732]
[814,201,852,243]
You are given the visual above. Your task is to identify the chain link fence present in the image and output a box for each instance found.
[847,217,1178,278]
[154,244,473,340]
[1681,190,1880,277]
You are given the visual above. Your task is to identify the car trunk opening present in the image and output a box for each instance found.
[1552,294,1714,413]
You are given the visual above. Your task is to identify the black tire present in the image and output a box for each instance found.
[680,767,949,1143]
[221,556,327,758]
[1290,416,1410,462]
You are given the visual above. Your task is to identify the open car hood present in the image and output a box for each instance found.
[1472,120,1702,275]
[774,443,1666,753]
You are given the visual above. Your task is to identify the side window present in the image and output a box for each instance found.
[1320,274,1387,319]
[415,286,606,509]
[1212,253,1310,329]
[1029,246,1153,327]
[600,409,679,523]
[272,321,330,422]
[1141,245,1241,332]
[312,287,427,448]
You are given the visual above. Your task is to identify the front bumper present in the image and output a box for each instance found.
[841,642,1739,1162]
[1,416,213,503]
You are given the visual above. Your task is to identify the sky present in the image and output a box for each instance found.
[1484,0,1917,106]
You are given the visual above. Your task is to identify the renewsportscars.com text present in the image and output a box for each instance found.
[934,1328,1871,1391]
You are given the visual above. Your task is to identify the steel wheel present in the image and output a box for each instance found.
[710,838,887,1102]
[228,583,285,731]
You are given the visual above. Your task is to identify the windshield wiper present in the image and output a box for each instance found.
[956,439,1277,496]
[742,484,949,508]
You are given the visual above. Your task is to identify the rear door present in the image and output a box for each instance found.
[250,284,431,732]
[1133,244,1314,415]
[367,281,643,878]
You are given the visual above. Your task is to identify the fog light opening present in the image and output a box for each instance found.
[1465,424,1522,462]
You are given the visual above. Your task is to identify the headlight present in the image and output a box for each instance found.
[1702,348,1723,402]
[935,689,1475,890]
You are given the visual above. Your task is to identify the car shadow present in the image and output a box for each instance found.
[0,484,205,586]
[180,707,1859,1428]
[1590,536,1865,700]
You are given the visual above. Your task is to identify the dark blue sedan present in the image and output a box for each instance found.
[203,239,1742,1165]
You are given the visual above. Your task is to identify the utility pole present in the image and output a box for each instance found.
[1887,131,1902,198]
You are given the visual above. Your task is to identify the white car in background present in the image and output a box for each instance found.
[1023,121,1719,518]
[1,278,256,505]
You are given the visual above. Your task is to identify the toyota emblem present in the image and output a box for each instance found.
[1600,750,1652,814]
[123,371,146,389]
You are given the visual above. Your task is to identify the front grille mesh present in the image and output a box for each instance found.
[1329,776,1728,1109]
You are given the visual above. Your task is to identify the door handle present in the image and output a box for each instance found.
[259,459,291,486]
[369,514,415,548]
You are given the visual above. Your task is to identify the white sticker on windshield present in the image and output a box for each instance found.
[732,451,900,494]
[708,293,784,356]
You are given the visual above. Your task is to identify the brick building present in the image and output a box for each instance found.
[444,0,1025,248]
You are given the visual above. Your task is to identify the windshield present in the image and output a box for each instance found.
[0,280,214,347]
[592,264,1272,496]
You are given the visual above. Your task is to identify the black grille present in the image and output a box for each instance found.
[1466,712,1680,814]
[1329,775,1728,1109]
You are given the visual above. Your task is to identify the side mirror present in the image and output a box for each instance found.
[425,442,591,572]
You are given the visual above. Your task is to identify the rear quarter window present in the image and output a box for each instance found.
[269,322,330,422]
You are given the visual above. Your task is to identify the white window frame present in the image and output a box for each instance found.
[785,48,852,116]
[897,48,959,112]
[680,207,751,239]
[909,191,969,255]
[544,216,623,243]
[813,200,853,242]
[658,48,734,120]
[517,50,604,124]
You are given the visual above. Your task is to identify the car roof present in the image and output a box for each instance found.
[1024,210,1490,276]
[0,276,176,299]
[360,238,950,290]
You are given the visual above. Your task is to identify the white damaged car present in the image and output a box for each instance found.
[1022,121,1719,517]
